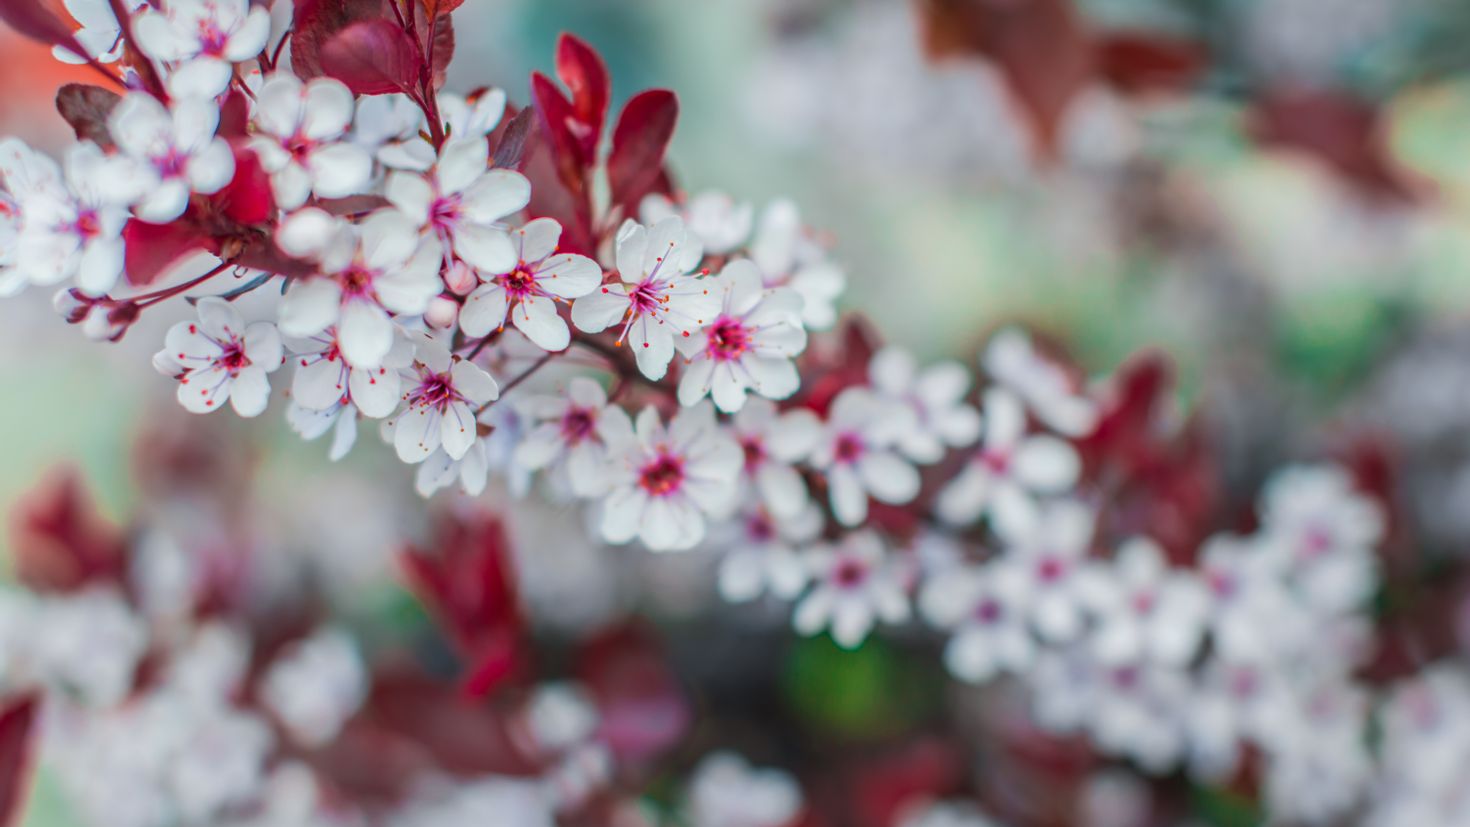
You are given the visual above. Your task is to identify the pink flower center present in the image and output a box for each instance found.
[217,341,250,373]
[1228,667,1259,699]
[152,146,189,180]
[195,20,229,56]
[1300,525,1333,560]
[498,265,540,301]
[746,512,775,543]
[638,452,685,497]
[1037,555,1066,583]
[740,436,765,472]
[339,266,377,298]
[973,598,1003,624]
[833,432,865,465]
[71,209,102,240]
[626,280,666,316]
[832,556,869,589]
[705,316,751,361]
[1110,666,1141,691]
[1131,590,1156,615]
[980,447,1011,475]
[430,195,462,233]
[407,370,462,412]
[559,407,596,443]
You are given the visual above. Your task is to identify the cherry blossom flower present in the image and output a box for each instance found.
[793,532,910,649]
[598,402,742,552]
[52,0,145,65]
[457,218,602,351]
[387,335,500,463]
[0,139,129,295]
[378,89,508,171]
[1257,465,1383,615]
[156,297,284,416]
[1006,499,1098,643]
[249,75,373,210]
[748,200,845,330]
[810,387,920,526]
[23,588,148,706]
[1080,537,1209,667]
[385,136,532,277]
[1029,647,1192,773]
[134,0,272,98]
[275,208,442,368]
[1185,654,1292,781]
[260,627,367,748]
[1197,533,1311,663]
[726,397,820,518]
[285,398,358,462]
[714,502,821,604]
[571,216,721,381]
[286,327,412,418]
[106,93,235,222]
[868,346,981,463]
[936,387,1080,540]
[0,190,19,297]
[897,801,1003,827]
[641,191,754,256]
[675,260,808,412]
[514,377,616,498]
[1259,681,1372,825]
[686,752,803,827]
[919,561,1035,684]
[983,327,1098,437]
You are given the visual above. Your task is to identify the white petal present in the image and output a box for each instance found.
[510,295,570,352]
[278,279,343,337]
[307,144,372,198]
[337,300,393,368]
[229,366,272,417]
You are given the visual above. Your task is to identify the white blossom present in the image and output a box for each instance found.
[134,0,272,98]
[793,531,910,649]
[748,200,844,330]
[261,627,368,748]
[868,346,981,463]
[106,93,235,223]
[641,191,754,256]
[157,296,284,416]
[250,75,372,210]
[387,335,500,463]
[686,752,803,827]
[919,561,1035,684]
[457,217,601,351]
[983,327,1098,437]
[727,397,820,519]
[810,387,920,526]
[514,377,616,498]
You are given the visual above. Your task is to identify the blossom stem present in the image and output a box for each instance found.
[107,0,168,100]
[132,260,237,308]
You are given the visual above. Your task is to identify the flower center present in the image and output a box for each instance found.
[499,266,539,300]
[705,317,751,361]
[72,209,102,240]
[430,195,462,232]
[1037,555,1066,583]
[746,512,775,543]
[833,432,865,465]
[560,407,595,443]
[626,280,666,316]
[408,370,460,411]
[980,447,1011,475]
[152,147,189,180]
[1131,590,1156,615]
[740,436,765,472]
[340,266,376,298]
[195,20,229,56]
[638,452,685,497]
[217,341,250,373]
[973,598,1003,624]
[832,557,869,589]
[1300,525,1333,560]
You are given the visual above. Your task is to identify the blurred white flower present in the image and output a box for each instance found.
[793,531,910,649]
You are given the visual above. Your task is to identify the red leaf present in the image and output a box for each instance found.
[577,623,689,764]
[1095,33,1206,94]
[55,84,122,149]
[7,467,127,594]
[606,89,678,215]
[530,71,584,194]
[122,218,221,288]
[490,105,536,170]
[420,0,465,17]
[216,90,252,139]
[1250,88,1419,200]
[419,2,454,89]
[320,19,418,95]
[214,145,275,226]
[400,511,525,698]
[0,0,89,63]
[554,33,610,164]
[289,0,385,80]
[0,694,39,827]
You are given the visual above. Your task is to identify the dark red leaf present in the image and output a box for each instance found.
[577,623,689,764]
[212,146,275,226]
[523,137,596,256]
[607,89,678,214]
[0,0,89,63]
[915,0,1095,159]
[289,0,385,81]
[490,105,536,170]
[554,33,610,163]
[0,694,39,827]
[1095,33,1206,94]
[400,510,525,698]
[122,218,221,288]
[420,0,465,18]
[1250,88,1419,201]
[420,2,454,89]
[7,467,127,594]
[55,84,122,149]
[320,19,419,95]
[530,71,584,194]
[217,90,252,139]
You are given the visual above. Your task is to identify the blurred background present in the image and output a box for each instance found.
[7,0,1470,823]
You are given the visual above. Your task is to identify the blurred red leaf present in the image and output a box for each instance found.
[490,105,536,170]
[400,510,525,698]
[215,146,275,226]
[420,0,465,17]
[7,466,127,594]
[1250,88,1419,200]
[607,89,678,215]
[531,71,586,194]
[0,694,39,827]
[577,622,690,764]
[289,0,386,81]
[55,84,121,149]
[554,33,610,164]
[0,0,90,64]
[320,19,419,95]
[1095,32,1206,94]
[122,218,220,288]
